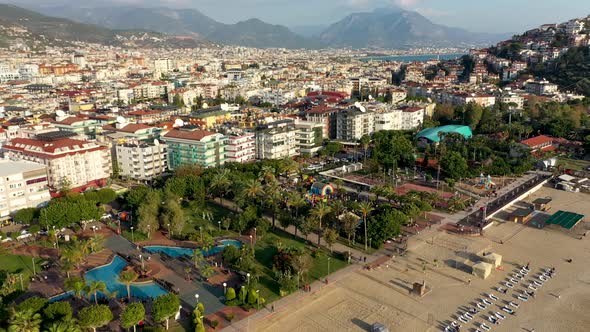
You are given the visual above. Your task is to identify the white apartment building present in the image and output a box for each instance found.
[226,134,256,163]
[116,142,168,181]
[336,108,375,141]
[500,93,525,110]
[295,121,324,156]
[525,80,559,96]
[2,135,112,191]
[0,160,51,220]
[154,58,176,74]
[400,107,425,130]
[374,110,402,131]
[255,120,299,160]
[0,62,19,83]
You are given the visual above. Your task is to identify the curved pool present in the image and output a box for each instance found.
[145,239,242,258]
[85,256,167,299]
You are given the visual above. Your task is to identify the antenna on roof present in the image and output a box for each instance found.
[174,118,184,127]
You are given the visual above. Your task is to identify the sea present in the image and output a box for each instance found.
[360,53,465,62]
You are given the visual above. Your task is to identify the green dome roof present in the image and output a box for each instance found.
[417,125,473,143]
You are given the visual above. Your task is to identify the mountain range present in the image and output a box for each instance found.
[0,4,207,48]
[2,3,508,49]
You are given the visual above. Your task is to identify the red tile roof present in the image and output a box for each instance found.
[163,129,216,141]
[4,137,105,157]
[54,116,90,125]
[102,123,153,133]
[520,135,553,148]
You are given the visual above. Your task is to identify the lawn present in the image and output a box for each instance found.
[181,201,234,237]
[0,253,45,277]
[252,230,348,303]
[557,157,590,171]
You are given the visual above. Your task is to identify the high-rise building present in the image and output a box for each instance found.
[255,120,299,160]
[116,142,168,181]
[162,129,226,169]
[226,134,256,163]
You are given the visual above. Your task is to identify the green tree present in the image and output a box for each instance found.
[359,135,371,163]
[160,199,185,238]
[322,142,342,157]
[137,190,160,238]
[356,201,374,251]
[63,277,85,300]
[43,301,73,322]
[322,228,338,252]
[225,287,236,301]
[210,169,231,204]
[13,208,37,224]
[372,131,415,172]
[440,151,469,180]
[8,309,42,332]
[367,207,406,248]
[78,305,113,332]
[464,103,483,129]
[125,186,150,211]
[118,270,139,300]
[85,280,107,304]
[16,296,47,314]
[311,202,331,247]
[340,213,359,245]
[44,319,81,332]
[95,189,117,204]
[121,302,145,332]
[152,294,180,330]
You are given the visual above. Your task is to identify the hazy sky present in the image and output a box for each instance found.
[16,0,590,32]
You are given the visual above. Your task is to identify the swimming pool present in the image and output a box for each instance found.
[145,239,242,258]
[85,256,168,299]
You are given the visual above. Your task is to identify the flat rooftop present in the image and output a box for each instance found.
[0,159,46,176]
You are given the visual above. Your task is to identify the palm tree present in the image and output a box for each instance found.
[44,319,81,332]
[64,277,85,300]
[311,202,331,247]
[8,309,42,332]
[60,259,75,279]
[356,201,374,251]
[87,235,105,253]
[85,280,107,304]
[201,264,214,280]
[258,166,276,184]
[360,134,371,163]
[192,249,204,269]
[118,270,138,300]
[286,192,306,237]
[210,169,231,204]
[264,182,282,229]
[241,179,263,205]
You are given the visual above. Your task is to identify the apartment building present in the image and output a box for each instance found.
[525,80,559,96]
[226,133,256,163]
[0,160,51,220]
[116,142,168,181]
[2,133,111,191]
[400,107,425,130]
[255,120,299,160]
[53,116,101,140]
[374,110,402,131]
[154,58,176,74]
[163,129,226,169]
[305,105,340,139]
[335,108,375,141]
[295,121,324,156]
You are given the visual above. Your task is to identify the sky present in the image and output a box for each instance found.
[13,0,590,32]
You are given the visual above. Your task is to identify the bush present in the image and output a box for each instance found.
[211,320,219,329]
[17,296,47,313]
[226,313,235,322]
[43,301,73,321]
[225,299,240,306]
[225,287,236,301]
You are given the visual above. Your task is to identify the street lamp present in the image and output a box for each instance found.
[130,226,135,242]
[223,282,227,295]
[249,235,253,246]
[147,224,151,238]
[92,225,96,235]
[199,226,203,242]
[254,227,257,244]
[256,289,260,310]
[167,223,171,239]
[139,254,144,270]
[32,257,36,276]
[247,273,250,286]
[52,226,59,249]
[195,293,199,304]
[218,221,221,232]
[327,257,331,277]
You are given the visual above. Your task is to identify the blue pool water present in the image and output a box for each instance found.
[49,291,73,303]
[145,239,242,258]
[84,256,168,299]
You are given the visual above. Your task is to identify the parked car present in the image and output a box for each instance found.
[371,323,389,332]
